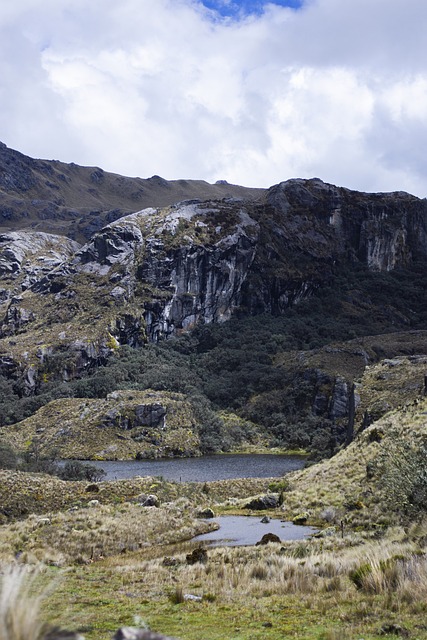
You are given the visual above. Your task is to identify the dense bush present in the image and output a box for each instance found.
[0,442,18,469]
[376,435,427,521]
[59,460,106,482]
[0,440,106,482]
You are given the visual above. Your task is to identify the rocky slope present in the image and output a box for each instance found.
[0,178,425,377]
[0,141,264,241]
[0,389,201,460]
[0,143,426,457]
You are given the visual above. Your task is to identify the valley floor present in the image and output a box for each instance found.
[1,399,427,640]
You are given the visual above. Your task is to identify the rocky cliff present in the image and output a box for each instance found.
[1,177,426,357]
[0,144,426,456]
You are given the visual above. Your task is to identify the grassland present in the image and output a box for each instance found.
[1,397,427,639]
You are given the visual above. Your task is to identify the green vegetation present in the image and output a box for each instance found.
[0,399,427,639]
[1,261,426,459]
[2,149,427,639]
[375,436,427,522]
[0,441,105,482]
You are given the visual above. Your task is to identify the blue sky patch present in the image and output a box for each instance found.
[200,1,303,19]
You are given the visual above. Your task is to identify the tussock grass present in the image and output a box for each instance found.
[1,508,423,638]
[0,502,217,565]
[0,469,271,523]
[0,566,47,640]
[35,524,427,639]
[1,399,427,638]
[278,397,427,526]
[102,529,426,604]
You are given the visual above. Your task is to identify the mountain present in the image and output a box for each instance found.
[0,141,264,242]
[0,142,426,459]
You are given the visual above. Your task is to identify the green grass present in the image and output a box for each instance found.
[38,540,427,640]
[1,398,427,639]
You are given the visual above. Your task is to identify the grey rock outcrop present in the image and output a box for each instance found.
[0,231,79,289]
[245,495,279,510]
[26,200,260,343]
[137,202,260,340]
[329,376,349,419]
[113,629,178,640]
[267,178,427,271]
[2,178,426,349]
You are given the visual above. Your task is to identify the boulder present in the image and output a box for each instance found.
[292,512,309,525]
[43,629,84,640]
[379,623,409,637]
[197,508,215,519]
[113,630,178,640]
[183,594,202,602]
[136,494,160,508]
[162,556,179,567]
[256,533,281,545]
[186,547,208,565]
[85,483,100,493]
[244,495,279,510]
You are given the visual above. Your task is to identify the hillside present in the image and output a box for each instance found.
[0,144,426,459]
[1,142,427,640]
[0,141,264,242]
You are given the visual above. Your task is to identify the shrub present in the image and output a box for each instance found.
[349,563,372,590]
[169,586,185,604]
[0,443,18,470]
[59,461,106,482]
[376,436,427,521]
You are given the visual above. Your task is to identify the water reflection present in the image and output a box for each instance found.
[87,453,305,482]
[194,515,316,546]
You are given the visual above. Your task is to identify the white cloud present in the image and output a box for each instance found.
[1,0,427,196]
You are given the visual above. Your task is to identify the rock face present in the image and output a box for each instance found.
[267,179,427,271]
[0,166,426,434]
[2,178,425,353]
[238,179,427,316]
[10,200,260,353]
[0,230,80,309]
[137,202,259,339]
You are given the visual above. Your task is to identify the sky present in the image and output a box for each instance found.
[1,0,427,196]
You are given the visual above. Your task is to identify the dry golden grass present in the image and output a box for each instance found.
[1,397,427,637]
[0,500,217,566]
[36,523,426,639]
[0,566,48,640]
[277,397,427,526]
[0,467,273,523]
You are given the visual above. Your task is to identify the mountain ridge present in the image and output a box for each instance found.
[0,141,265,241]
[0,142,426,459]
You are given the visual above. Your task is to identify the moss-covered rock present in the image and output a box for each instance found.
[0,389,201,460]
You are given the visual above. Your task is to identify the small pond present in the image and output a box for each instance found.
[194,515,316,546]
[86,453,305,482]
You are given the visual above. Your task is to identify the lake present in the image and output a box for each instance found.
[194,515,316,546]
[87,453,305,482]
